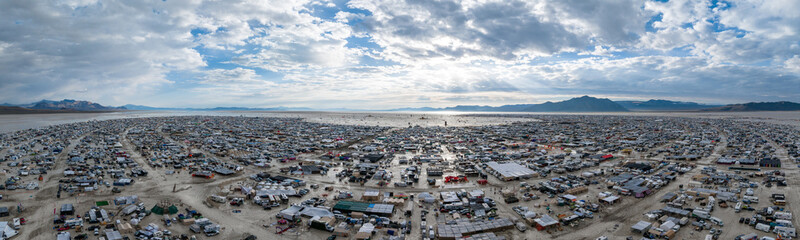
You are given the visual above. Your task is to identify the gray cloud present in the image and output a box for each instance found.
[0,0,798,108]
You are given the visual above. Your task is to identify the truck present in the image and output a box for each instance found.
[309,217,335,232]
[709,216,724,226]
[12,218,20,230]
[679,217,689,225]
[404,204,413,217]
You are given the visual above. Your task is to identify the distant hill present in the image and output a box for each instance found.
[0,99,125,114]
[122,104,169,110]
[0,106,92,114]
[703,101,800,111]
[26,99,126,111]
[392,96,629,112]
[122,104,313,111]
[616,99,721,111]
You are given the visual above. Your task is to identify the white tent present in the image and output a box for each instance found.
[0,222,18,240]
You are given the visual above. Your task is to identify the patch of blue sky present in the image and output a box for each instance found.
[303,0,373,24]
[190,28,211,38]
[707,18,747,37]
[163,70,203,91]
[358,55,397,67]
[645,13,663,32]
[345,36,380,50]
[191,43,285,80]
[666,46,693,57]
[711,0,732,10]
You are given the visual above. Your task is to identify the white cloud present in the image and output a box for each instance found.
[1,0,798,108]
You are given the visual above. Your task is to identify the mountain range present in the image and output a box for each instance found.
[615,99,722,111]
[702,101,800,111]
[0,99,125,113]
[122,104,313,111]
[392,96,629,112]
[2,97,799,114]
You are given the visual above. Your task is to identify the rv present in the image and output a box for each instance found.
[756,223,771,232]
[64,218,83,227]
[743,196,759,203]
[776,219,794,228]
[773,226,796,238]
[692,209,710,220]
[774,212,793,220]
[734,202,742,212]
[211,195,226,203]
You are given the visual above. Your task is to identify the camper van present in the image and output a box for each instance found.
[709,217,724,226]
[743,196,759,203]
[211,195,226,203]
[735,202,742,212]
[773,226,797,238]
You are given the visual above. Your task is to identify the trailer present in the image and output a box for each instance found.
[756,223,771,232]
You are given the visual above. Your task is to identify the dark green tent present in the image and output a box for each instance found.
[151,205,165,215]
[151,205,178,215]
[168,205,179,215]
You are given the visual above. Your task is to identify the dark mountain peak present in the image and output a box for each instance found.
[615,99,720,111]
[704,101,800,112]
[28,99,125,111]
[390,95,628,112]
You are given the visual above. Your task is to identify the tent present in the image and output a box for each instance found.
[151,205,178,215]
[168,205,179,215]
[151,205,164,215]
[0,222,18,239]
[631,221,652,233]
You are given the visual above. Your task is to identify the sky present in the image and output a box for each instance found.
[0,0,799,109]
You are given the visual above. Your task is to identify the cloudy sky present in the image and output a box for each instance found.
[1,0,799,109]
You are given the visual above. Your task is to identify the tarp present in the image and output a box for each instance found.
[96,201,110,207]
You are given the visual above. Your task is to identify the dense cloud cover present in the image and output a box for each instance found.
[0,0,798,108]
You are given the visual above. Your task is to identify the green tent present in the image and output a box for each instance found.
[168,205,179,215]
[151,205,165,215]
[150,205,178,215]
[96,201,109,207]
